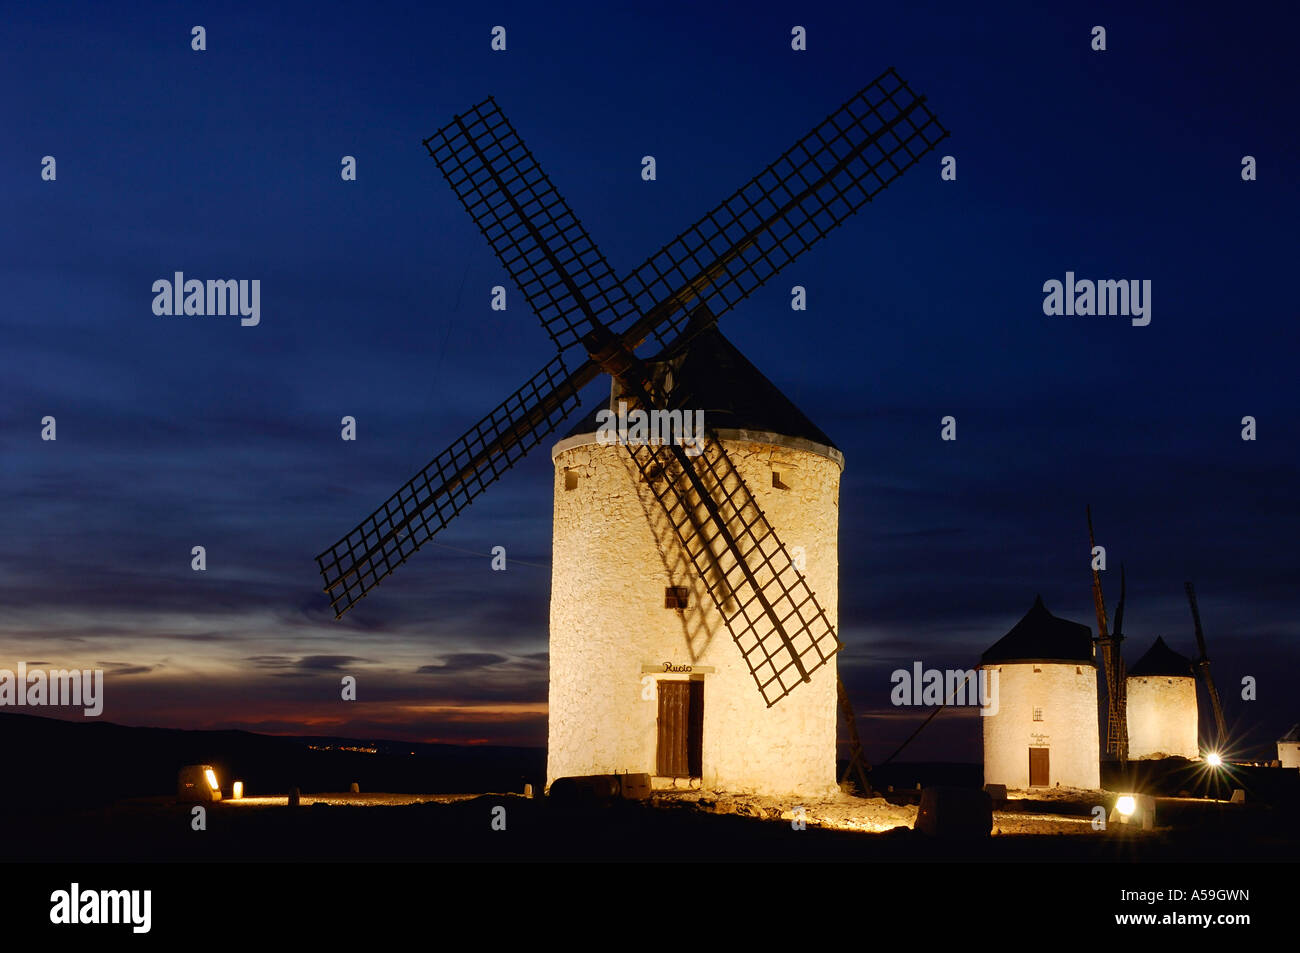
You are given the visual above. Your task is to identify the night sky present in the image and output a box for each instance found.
[3,1,1297,762]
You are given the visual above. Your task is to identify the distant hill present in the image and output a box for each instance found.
[0,712,544,813]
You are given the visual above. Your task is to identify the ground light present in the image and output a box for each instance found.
[177,764,222,803]
[1110,793,1153,830]
[232,781,244,799]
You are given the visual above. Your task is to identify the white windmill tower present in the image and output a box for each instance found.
[980,597,1100,790]
[1125,636,1198,760]
[549,327,845,796]
[1277,725,1300,768]
[315,70,947,798]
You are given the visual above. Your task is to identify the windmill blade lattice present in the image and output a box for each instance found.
[423,98,636,354]
[625,434,841,707]
[612,67,949,353]
[315,354,586,617]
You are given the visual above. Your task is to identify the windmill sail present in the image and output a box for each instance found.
[423,98,636,354]
[626,434,841,707]
[1186,581,1227,743]
[315,354,587,616]
[613,67,948,352]
[1087,505,1127,763]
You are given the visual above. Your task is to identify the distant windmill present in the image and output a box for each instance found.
[1184,581,1227,748]
[315,68,947,714]
[1087,506,1128,764]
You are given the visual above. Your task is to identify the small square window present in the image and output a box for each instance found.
[772,471,789,490]
[563,468,578,491]
[665,586,689,609]
[1033,665,1042,673]
[1033,708,1043,722]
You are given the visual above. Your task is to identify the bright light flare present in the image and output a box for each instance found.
[1116,795,1136,817]
[204,768,219,791]
[1205,752,1223,767]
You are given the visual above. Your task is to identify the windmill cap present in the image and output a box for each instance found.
[553,325,842,467]
[1127,635,1194,678]
[1279,723,1300,744]
[981,595,1096,666]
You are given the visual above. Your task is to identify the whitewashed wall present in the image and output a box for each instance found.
[1126,676,1198,759]
[547,431,841,798]
[981,662,1100,789]
[1279,742,1300,769]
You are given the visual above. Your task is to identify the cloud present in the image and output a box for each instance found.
[297,655,369,671]
[246,655,296,668]
[416,653,509,674]
[95,662,155,676]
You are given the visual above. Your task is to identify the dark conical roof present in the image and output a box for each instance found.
[562,325,838,454]
[1127,636,1194,678]
[981,595,1095,666]
[1279,724,1300,744]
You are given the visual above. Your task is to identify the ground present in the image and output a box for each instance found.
[678,786,1152,836]
[683,790,918,832]
[9,784,1297,863]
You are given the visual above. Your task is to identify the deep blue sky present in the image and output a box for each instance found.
[3,1,1297,760]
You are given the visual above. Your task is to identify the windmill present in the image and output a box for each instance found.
[1087,506,1128,764]
[1184,581,1227,749]
[316,68,947,718]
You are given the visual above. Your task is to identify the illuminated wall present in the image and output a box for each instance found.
[547,428,841,798]
[1279,742,1300,769]
[980,662,1100,790]
[1126,675,1198,759]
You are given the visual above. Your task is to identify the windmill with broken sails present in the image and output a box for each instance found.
[316,69,948,796]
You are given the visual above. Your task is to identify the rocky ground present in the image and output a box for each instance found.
[677,789,918,832]
[675,785,1149,836]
